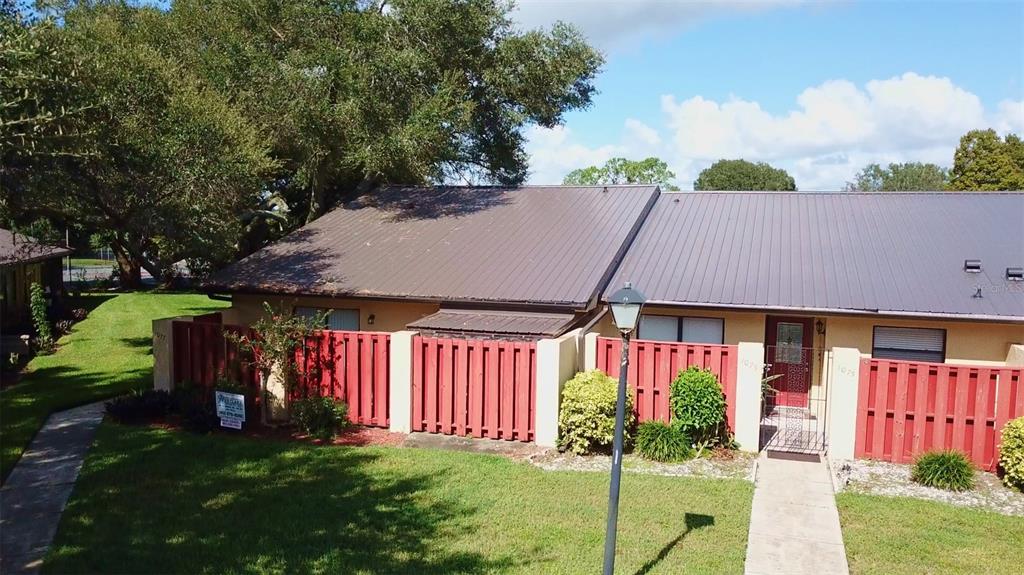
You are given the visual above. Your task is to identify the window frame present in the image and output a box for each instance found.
[293,306,360,331]
[637,314,725,345]
[871,325,947,363]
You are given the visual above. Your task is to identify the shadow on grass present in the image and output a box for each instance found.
[45,426,519,574]
[65,294,117,315]
[632,513,715,575]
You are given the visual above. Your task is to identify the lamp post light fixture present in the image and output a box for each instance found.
[603,281,646,575]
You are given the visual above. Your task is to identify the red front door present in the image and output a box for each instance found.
[765,316,814,408]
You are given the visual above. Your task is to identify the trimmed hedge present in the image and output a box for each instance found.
[669,366,726,452]
[558,370,633,455]
[999,416,1024,491]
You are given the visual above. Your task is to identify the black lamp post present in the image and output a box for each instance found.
[603,281,646,575]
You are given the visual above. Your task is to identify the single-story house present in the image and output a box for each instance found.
[1,228,72,331]
[201,186,1023,456]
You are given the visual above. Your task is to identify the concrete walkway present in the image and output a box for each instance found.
[744,453,849,575]
[0,402,105,575]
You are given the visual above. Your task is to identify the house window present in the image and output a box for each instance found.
[638,315,724,344]
[872,326,945,363]
[294,307,359,331]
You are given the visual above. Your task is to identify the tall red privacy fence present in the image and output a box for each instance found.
[295,331,391,427]
[171,321,391,428]
[595,337,739,431]
[171,320,260,391]
[412,336,536,442]
[855,358,1024,471]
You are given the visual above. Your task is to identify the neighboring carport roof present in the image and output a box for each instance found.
[0,228,72,266]
[207,185,659,308]
[606,192,1024,322]
[407,309,576,337]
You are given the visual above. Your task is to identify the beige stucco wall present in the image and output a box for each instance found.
[224,293,439,333]
[823,315,1024,365]
[593,305,767,345]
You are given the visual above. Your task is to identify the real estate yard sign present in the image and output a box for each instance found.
[215,391,246,430]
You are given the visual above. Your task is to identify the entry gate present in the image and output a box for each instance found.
[760,346,831,454]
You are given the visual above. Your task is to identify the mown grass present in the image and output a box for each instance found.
[46,424,754,574]
[67,258,115,267]
[0,292,226,480]
[837,492,1024,574]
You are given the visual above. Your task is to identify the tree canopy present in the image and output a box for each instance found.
[1,0,603,284]
[563,157,679,190]
[846,162,949,192]
[693,159,796,191]
[948,129,1024,191]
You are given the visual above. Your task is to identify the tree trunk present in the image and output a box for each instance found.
[111,237,142,288]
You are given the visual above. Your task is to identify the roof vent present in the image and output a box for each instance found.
[1008,267,1024,281]
[964,259,982,273]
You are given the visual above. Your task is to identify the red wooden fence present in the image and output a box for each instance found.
[412,336,536,442]
[595,337,739,431]
[855,358,1024,471]
[295,331,391,427]
[171,320,259,391]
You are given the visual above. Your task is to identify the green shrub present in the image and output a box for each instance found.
[105,390,172,423]
[292,396,349,440]
[911,450,974,491]
[669,366,726,452]
[999,416,1024,491]
[29,282,55,353]
[558,370,634,455]
[636,421,693,462]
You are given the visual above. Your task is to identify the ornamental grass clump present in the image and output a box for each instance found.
[911,450,974,492]
[558,370,634,455]
[669,366,727,455]
[998,416,1024,491]
[636,421,694,462]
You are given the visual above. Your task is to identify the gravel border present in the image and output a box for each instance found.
[832,458,1024,517]
[528,450,756,481]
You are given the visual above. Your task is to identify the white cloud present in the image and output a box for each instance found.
[524,125,625,184]
[528,72,1020,190]
[512,0,809,50]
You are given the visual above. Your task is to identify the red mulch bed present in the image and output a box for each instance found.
[142,415,406,448]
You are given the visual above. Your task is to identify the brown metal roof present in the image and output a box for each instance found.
[207,185,659,307]
[606,192,1024,322]
[407,309,576,337]
[0,228,72,266]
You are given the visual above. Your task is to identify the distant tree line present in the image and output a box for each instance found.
[1,0,603,286]
[564,129,1024,192]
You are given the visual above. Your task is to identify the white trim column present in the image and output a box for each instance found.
[734,342,764,452]
[583,331,599,371]
[388,331,417,433]
[827,347,862,461]
[152,315,192,391]
[535,329,581,448]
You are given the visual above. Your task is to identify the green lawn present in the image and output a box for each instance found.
[67,258,115,267]
[46,424,753,574]
[837,493,1024,574]
[0,292,226,481]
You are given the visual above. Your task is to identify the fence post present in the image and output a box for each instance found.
[536,329,581,448]
[827,347,862,461]
[583,331,599,371]
[734,342,764,453]
[152,318,175,391]
[389,331,417,434]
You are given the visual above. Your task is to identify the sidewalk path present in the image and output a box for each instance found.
[744,453,850,575]
[1,402,105,575]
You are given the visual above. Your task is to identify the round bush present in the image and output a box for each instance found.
[669,366,726,449]
[558,370,634,455]
[636,421,693,462]
[911,450,974,491]
[292,396,349,440]
[999,416,1024,491]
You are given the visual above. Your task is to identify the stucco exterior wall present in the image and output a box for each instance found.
[823,315,1024,365]
[593,305,767,345]
[224,293,439,332]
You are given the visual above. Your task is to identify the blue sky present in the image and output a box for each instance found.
[515,1,1024,189]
